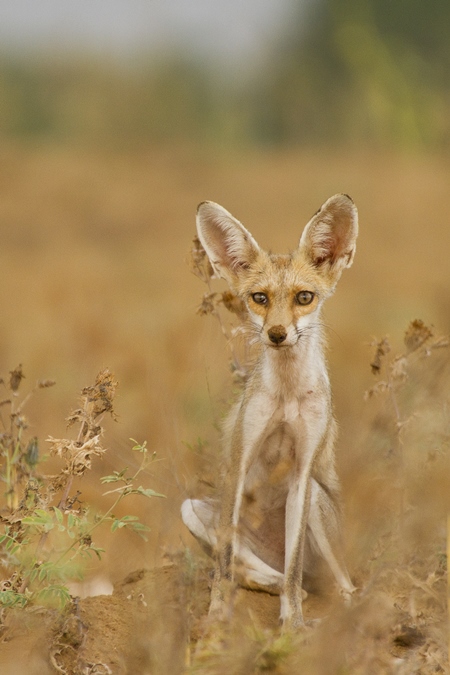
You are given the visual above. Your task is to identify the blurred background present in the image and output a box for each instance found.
[0,0,449,585]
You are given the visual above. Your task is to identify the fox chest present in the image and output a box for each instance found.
[240,393,328,494]
[249,422,295,478]
[240,389,328,450]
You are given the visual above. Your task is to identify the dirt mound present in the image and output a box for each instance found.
[0,551,445,674]
[0,562,299,674]
[0,565,187,675]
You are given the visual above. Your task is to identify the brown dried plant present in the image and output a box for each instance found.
[366,319,449,516]
[47,368,119,510]
[0,365,56,511]
[188,236,252,383]
[347,319,450,673]
[0,368,163,624]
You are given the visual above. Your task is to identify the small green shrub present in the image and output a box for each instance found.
[0,368,164,621]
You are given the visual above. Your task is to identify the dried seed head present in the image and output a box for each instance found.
[66,408,84,428]
[47,435,106,476]
[9,365,25,392]
[364,380,389,400]
[14,414,28,430]
[38,380,56,389]
[404,319,433,353]
[81,368,118,420]
[390,355,408,383]
[197,292,218,316]
[189,236,214,282]
[370,337,391,374]
[220,291,248,322]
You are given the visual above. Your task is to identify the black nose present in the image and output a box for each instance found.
[268,325,287,344]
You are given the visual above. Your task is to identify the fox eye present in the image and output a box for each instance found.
[252,292,268,305]
[295,291,315,306]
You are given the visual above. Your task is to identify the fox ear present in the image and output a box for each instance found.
[196,201,260,286]
[299,194,358,281]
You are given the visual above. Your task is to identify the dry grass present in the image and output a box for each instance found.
[0,140,449,671]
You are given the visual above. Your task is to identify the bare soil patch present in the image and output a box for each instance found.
[0,545,446,674]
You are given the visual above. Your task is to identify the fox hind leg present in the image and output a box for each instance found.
[181,498,285,593]
[181,498,217,557]
[308,479,356,601]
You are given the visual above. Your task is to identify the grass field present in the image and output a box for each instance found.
[0,140,448,671]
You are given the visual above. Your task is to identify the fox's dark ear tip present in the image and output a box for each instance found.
[197,201,209,214]
[341,193,354,204]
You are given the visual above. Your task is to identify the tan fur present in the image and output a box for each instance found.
[181,194,358,628]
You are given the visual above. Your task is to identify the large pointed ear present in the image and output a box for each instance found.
[196,201,260,287]
[299,194,358,283]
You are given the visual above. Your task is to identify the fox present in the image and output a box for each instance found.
[181,194,358,629]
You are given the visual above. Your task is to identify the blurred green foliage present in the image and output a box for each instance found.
[0,55,223,143]
[252,0,450,149]
[0,0,449,150]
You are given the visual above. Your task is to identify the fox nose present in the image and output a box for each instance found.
[268,325,287,345]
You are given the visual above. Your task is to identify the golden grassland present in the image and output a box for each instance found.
[0,140,449,671]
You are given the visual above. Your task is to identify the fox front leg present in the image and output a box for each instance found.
[209,394,273,621]
[281,471,312,629]
[207,423,246,621]
[208,490,236,620]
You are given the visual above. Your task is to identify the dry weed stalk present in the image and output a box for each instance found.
[0,365,56,510]
[0,367,162,626]
[0,369,119,617]
[366,319,449,518]
[189,236,252,383]
[358,319,449,672]
[47,368,118,510]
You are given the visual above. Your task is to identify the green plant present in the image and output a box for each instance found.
[0,368,164,619]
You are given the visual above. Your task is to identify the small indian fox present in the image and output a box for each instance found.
[181,194,358,628]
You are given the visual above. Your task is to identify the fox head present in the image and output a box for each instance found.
[196,194,358,348]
